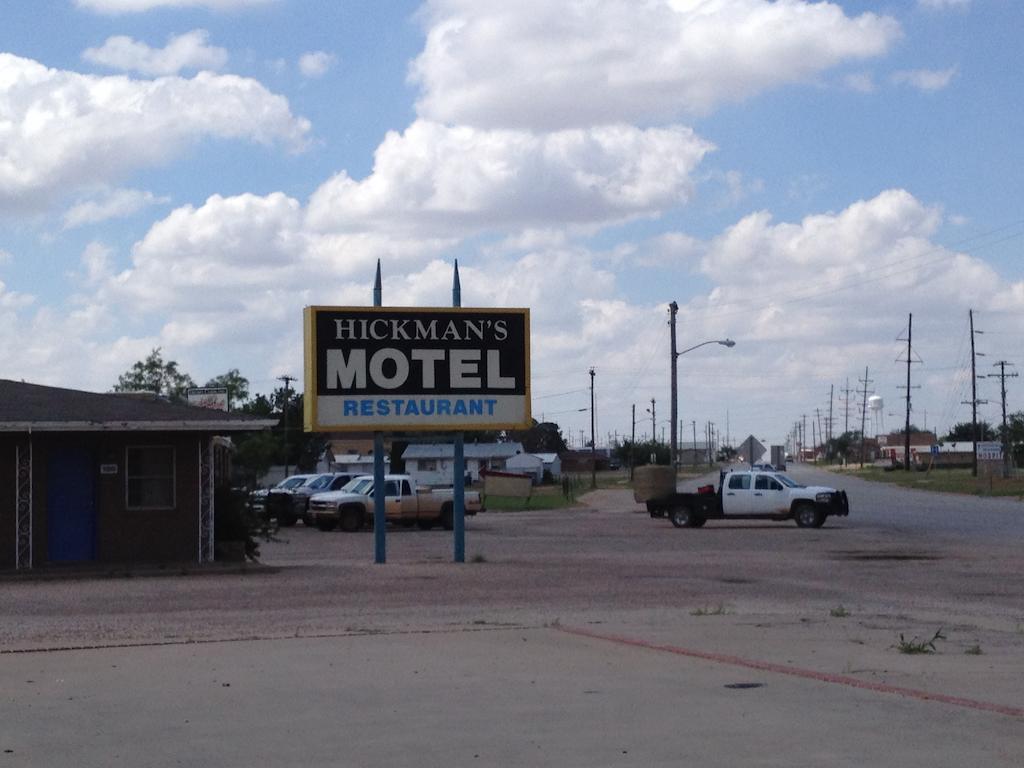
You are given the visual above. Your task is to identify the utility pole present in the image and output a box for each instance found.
[669,301,679,472]
[692,420,697,467]
[841,378,853,435]
[828,384,834,459]
[858,367,873,468]
[277,374,295,478]
[970,310,980,477]
[589,367,596,489]
[990,360,1017,476]
[630,404,636,480]
[649,398,656,445]
[897,313,921,471]
[802,414,808,461]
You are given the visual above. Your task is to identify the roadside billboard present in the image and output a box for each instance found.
[304,306,530,432]
[187,387,229,411]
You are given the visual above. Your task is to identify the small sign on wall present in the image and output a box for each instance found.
[100,464,119,475]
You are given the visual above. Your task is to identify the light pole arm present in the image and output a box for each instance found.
[675,338,736,359]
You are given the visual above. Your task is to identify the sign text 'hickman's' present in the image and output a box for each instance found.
[304,306,530,432]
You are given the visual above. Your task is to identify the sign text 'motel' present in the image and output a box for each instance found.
[304,306,531,432]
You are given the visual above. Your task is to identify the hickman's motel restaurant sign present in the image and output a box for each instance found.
[304,307,531,432]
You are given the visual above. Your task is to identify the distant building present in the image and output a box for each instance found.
[505,452,544,483]
[402,442,525,486]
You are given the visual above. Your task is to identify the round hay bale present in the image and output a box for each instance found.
[632,465,676,502]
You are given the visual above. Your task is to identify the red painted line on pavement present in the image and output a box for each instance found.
[558,625,1024,719]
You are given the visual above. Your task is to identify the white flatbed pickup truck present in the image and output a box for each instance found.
[307,474,484,532]
[645,469,849,529]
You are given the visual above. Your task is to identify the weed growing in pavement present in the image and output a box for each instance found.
[691,604,728,616]
[830,605,851,618]
[964,644,984,655]
[470,553,487,563]
[894,628,946,654]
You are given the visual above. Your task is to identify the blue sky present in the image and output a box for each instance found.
[2,0,1023,451]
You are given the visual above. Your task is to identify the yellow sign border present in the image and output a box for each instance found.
[304,305,531,433]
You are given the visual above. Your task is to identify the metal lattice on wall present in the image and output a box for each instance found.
[16,439,32,569]
[199,437,214,563]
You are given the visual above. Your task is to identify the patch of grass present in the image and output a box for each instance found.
[830,605,851,618]
[691,603,728,616]
[894,628,946,654]
[847,467,1024,497]
[964,644,983,655]
[484,484,580,511]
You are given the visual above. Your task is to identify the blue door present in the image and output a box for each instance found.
[47,449,97,562]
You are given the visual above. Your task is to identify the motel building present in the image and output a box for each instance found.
[0,379,274,572]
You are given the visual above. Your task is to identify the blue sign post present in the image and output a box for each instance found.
[303,263,530,565]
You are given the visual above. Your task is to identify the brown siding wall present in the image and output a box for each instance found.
[96,434,201,564]
[11,432,205,568]
[0,437,16,570]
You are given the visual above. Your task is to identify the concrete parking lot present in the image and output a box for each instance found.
[2,465,1023,766]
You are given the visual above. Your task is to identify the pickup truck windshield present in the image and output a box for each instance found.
[307,474,334,490]
[279,476,308,490]
[343,478,373,494]
[774,474,802,488]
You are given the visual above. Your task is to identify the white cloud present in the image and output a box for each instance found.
[298,51,335,78]
[82,29,229,76]
[79,242,115,286]
[63,188,171,228]
[917,0,970,10]
[844,72,876,94]
[307,120,714,235]
[0,54,310,211]
[0,248,11,264]
[75,0,276,12]
[891,67,957,92]
[410,0,901,129]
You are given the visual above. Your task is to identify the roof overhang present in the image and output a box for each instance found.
[0,419,278,433]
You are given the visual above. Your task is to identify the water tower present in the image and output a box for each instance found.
[868,395,884,436]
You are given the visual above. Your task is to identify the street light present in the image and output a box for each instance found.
[676,338,736,359]
[669,299,736,472]
[672,338,735,469]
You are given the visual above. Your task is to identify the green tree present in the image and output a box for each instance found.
[204,368,250,409]
[614,439,671,467]
[113,347,195,401]
[943,421,995,442]
[508,420,569,453]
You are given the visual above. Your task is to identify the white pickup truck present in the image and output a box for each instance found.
[644,469,849,529]
[307,474,484,532]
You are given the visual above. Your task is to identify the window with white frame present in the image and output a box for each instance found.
[126,446,176,509]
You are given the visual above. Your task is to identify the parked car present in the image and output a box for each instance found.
[265,472,357,526]
[308,473,484,532]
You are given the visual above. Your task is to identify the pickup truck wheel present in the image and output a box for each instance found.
[691,515,706,528]
[339,506,363,533]
[416,519,434,530]
[441,503,454,531]
[277,511,297,527]
[794,503,824,529]
[315,518,336,532]
[669,507,694,528]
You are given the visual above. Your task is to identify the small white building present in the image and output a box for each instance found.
[330,452,386,475]
[534,452,562,479]
[506,452,544,484]
[402,442,526,486]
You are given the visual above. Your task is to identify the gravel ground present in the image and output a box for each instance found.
[3,477,1022,709]
[3,476,1022,765]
